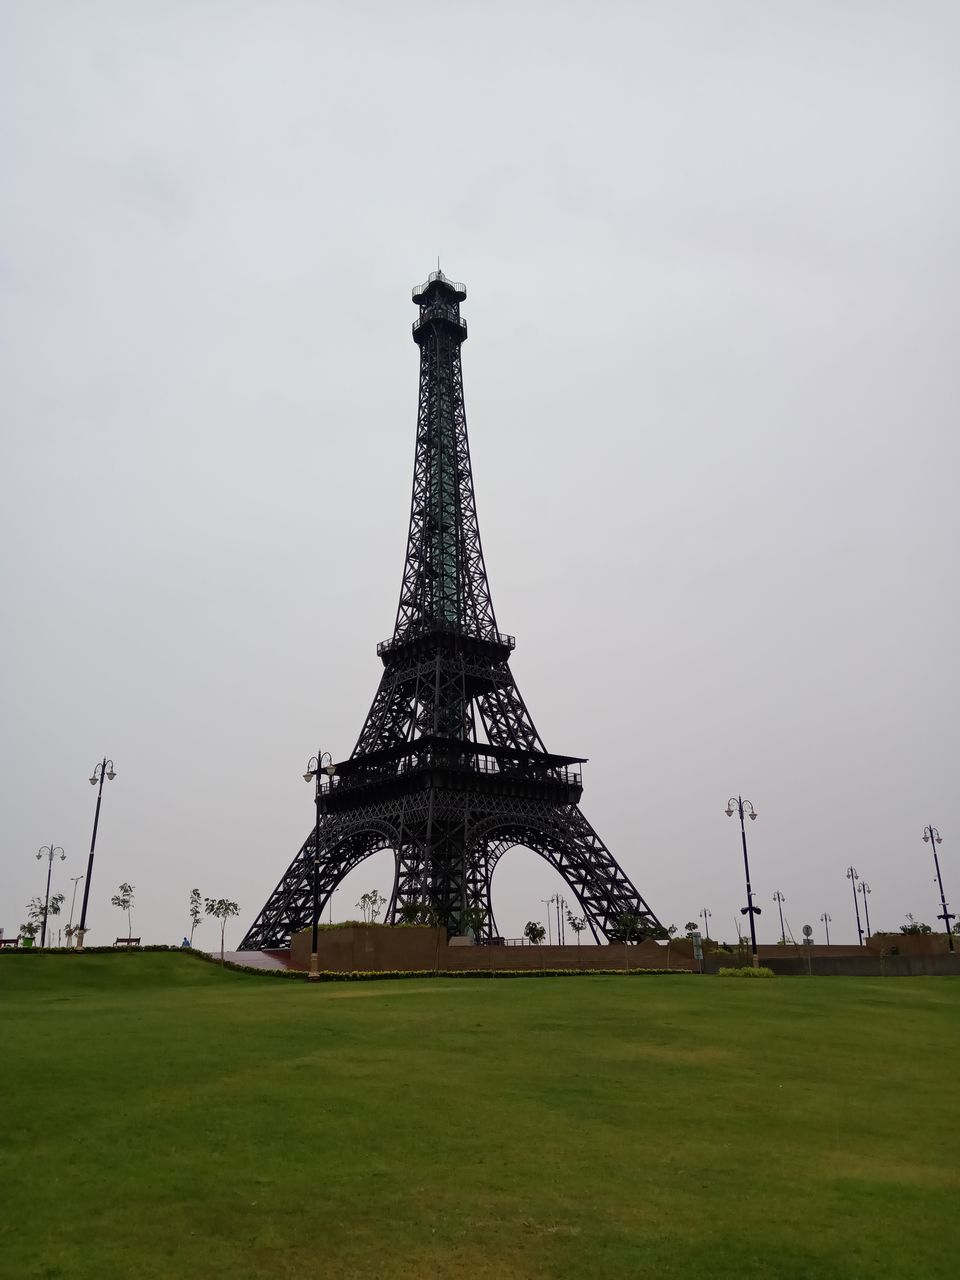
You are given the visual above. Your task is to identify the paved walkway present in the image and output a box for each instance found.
[215,949,294,970]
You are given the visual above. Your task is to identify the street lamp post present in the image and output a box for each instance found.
[66,875,85,942]
[846,867,864,946]
[857,881,872,940]
[923,826,954,953]
[700,907,712,941]
[773,891,787,944]
[820,912,832,945]
[304,751,337,979]
[725,796,760,967]
[36,845,65,947]
[541,899,553,946]
[76,758,116,950]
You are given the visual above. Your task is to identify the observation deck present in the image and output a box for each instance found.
[377,622,515,667]
[319,736,585,812]
[412,270,466,304]
[412,270,468,344]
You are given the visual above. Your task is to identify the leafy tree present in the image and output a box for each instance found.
[523,920,546,946]
[684,921,699,937]
[609,912,649,943]
[204,897,240,962]
[459,906,486,939]
[566,911,587,946]
[665,923,678,969]
[398,901,438,926]
[23,893,65,945]
[900,914,933,935]
[356,890,387,924]
[189,888,202,944]
[111,883,135,938]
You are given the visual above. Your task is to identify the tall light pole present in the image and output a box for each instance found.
[36,845,65,947]
[67,875,85,940]
[541,899,553,945]
[846,866,864,946]
[773,891,786,944]
[725,796,760,967]
[551,894,567,945]
[922,826,954,953]
[303,751,337,979]
[857,881,872,940]
[820,912,832,945]
[700,907,712,940]
[77,758,116,949]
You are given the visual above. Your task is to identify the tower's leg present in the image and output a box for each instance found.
[239,815,400,950]
[478,805,663,944]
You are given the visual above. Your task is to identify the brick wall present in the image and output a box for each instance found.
[288,926,692,973]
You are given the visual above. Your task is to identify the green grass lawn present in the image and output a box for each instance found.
[1,956,958,1280]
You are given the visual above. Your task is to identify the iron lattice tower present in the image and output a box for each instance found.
[241,272,662,948]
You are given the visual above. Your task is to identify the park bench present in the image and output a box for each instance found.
[114,937,141,947]
[0,937,20,948]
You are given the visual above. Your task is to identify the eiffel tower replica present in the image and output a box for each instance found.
[240,270,663,950]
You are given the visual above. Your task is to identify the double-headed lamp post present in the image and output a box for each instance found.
[67,875,85,939]
[304,752,337,979]
[857,880,872,940]
[773,891,786,944]
[725,796,760,967]
[36,845,66,947]
[700,907,712,941]
[923,826,954,953]
[76,758,116,950]
[820,912,832,945]
[846,867,864,946]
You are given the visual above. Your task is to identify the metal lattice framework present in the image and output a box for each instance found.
[240,271,662,950]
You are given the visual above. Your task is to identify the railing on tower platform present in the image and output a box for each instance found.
[377,624,515,659]
[318,748,581,797]
[412,270,467,301]
[412,304,467,339]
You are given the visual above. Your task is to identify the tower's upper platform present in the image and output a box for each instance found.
[412,270,467,345]
[412,270,466,304]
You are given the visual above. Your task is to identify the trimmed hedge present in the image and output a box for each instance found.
[717,965,776,978]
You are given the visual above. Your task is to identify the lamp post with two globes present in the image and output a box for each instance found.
[923,826,954,953]
[773,890,787,944]
[857,880,873,939]
[846,866,864,946]
[76,758,116,950]
[304,752,338,979]
[819,912,832,945]
[699,907,712,941]
[725,796,760,967]
[36,845,65,947]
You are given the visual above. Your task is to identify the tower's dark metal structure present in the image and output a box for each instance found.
[241,271,662,949]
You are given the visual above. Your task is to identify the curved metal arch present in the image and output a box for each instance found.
[239,817,403,950]
[481,831,603,944]
[469,807,662,945]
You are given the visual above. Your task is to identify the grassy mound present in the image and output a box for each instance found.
[2,953,958,1279]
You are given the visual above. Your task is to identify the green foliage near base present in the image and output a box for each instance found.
[717,965,777,978]
[1,954,958,1280]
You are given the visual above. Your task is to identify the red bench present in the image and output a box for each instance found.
[0,937,20,948]
[114,937,141,947]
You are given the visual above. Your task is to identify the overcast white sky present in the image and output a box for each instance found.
[2,1,958,951]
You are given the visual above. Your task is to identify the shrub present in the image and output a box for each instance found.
[718,965,776,978]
